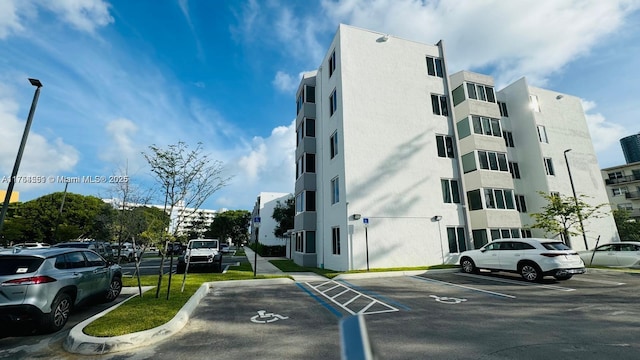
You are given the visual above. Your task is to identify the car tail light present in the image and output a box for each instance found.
[1,276,57,286]
[540,253,562,257]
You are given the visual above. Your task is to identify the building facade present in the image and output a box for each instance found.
[292,24,619,271]
[250,192,293,247]
[601,162,640,222]
[620,133,640,164]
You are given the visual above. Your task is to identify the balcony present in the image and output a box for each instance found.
[605,173,640,185]
[625,191,640,200]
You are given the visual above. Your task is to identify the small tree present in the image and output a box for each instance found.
[613,209,640,241]
[143,141,232,299]
[530,192,607,246]
[272,197,294,238]
[205,210,251,246]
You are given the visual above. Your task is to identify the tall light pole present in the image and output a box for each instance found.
[563,149,588,250]
[0,78,43,235]
[432,215,444,264]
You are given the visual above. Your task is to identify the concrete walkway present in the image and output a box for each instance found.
[243,246,328,282]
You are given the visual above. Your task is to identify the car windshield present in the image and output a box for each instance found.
[191,241,218,249]
[541,242,571,251]
[0,256,44,275]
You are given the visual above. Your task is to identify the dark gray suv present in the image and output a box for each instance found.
[0,247,122,333]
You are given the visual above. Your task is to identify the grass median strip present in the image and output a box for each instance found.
[84,262,283,337]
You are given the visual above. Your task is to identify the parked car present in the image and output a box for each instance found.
[13,242,51,249]
[111,242,142,262]
[578,241,640,268]
[53,241,114,262]
[459,238,586,282]
[219,242,231,254]
[176,239,222,273]
[166,242,184,256]
[0,247,122,333]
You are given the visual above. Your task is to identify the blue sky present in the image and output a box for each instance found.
[1,0,639,211]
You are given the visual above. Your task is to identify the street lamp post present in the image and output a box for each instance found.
[563,149,589,250]
[0,79,43,234]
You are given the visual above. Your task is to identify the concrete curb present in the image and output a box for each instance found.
[334,268,460,280]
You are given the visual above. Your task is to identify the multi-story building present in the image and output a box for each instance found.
[620,133,640,164]
[292,24,618,271]
[250,192,292,246]
[601,136,640,221]
[103,198,220,236]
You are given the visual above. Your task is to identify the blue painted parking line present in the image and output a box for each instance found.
[296,283,343,318]
[411,275,516,299]
[337,280,411,311]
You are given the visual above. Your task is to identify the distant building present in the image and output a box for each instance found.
[620,133,640,164]
[0,190,19,203]
[103,198,221,236]
[250,192,293,247]
[292,24,618,271]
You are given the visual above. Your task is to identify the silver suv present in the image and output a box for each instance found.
[0,247,122,333]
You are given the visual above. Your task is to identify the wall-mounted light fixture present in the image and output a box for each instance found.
[432,215,443,221]
[377,34,389,42]
[352,214,362,220]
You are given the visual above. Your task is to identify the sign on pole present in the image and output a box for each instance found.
[363,218,369,226]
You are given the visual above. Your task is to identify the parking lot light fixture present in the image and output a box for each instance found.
[0,78,43,234]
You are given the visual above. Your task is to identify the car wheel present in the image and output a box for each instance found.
[519,262,542,282]
[554,274,573,281]
[104,277,122,302]
[42,293,72,333]
[460,257,477,274]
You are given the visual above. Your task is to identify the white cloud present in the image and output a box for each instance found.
[0,0,26,39]
[0,89,78,189]
[320,0,640,87]
[101,118,139,164]
[41,0,113,33]
[581,100,627,152]
[272,71,298,92]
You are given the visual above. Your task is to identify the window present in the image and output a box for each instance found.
[530,95,540,112]
[296,192,304,213]
[544,158,555,175]
[452,85,465,106]
[471,116,501,137]
[521,229,532,238]
[537,125,548,143]
[509,162,521,179]
[332,227,341,255]
[305,191,316,211]
[461,152,477,173]
[436,135,454,158]
[431,94,449,116]
[515,194,527,212]
[426,56,444,77]
[477,151,508,172]
[472,230,489,248]
[490,229,523,240]
[328,50,336,77]
[466,83,495,103]
[296,92,303,115]
[618,203,633,211]
[329,89,337,116]
[447,227,467,253]
[503,131,514,147]
[305,118,315,137]
[330,131,338,159]
[441,179,460,204]
[305,231,316,253]
[296,156,303,178]
[483,188,516,210]
[295,232,303,252]
[498,101,509,117]
[305,153,315,173]
[305,85,315,103]
[331,177,339,204]
[612,187,628,196]
[467,189,483,210]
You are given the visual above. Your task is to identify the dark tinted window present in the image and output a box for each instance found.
[66,251,87,268]
[84,251,106,267]
[0,256,44,275]
[54,243,90,248]
[542,242,571,251]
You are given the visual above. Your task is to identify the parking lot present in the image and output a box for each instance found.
[2,269,639,359]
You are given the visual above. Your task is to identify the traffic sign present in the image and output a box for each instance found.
[363,218,369,225]
[254,217,261,223]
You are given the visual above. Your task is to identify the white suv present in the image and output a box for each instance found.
[459,238,586,281]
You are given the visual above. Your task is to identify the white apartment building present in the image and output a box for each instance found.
[601,162,640,221]
[292,24,619,271]
[103,198,220,236]
[250,192,293,246]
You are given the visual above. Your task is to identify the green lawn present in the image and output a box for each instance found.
[269,259,459,278]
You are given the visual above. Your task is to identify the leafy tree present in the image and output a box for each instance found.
[143,141,232,299]
[272,196,294,238]
[204,210,251,246]
[613,209,640,241]
[530,192,607,246]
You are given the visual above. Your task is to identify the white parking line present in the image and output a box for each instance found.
[455,273,576,292]
[412,276,516,299]
[306,280,399,315]
[570,277,626,286]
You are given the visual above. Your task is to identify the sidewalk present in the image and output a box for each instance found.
[242,246,328,282]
